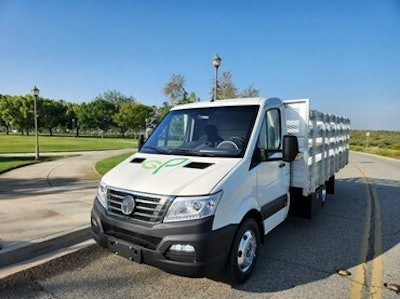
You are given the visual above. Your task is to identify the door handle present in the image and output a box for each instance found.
[279,163,286,168]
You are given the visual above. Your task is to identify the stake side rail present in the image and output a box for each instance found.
[284,99,350,196]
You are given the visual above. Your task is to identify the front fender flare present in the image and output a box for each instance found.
[232,196,260,224]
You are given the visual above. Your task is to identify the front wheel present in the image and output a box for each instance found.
[227,218,260,284]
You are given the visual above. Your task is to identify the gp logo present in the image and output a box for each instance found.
[142,158,189,174]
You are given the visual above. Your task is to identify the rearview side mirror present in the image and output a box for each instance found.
[283,135,298,162]
[138,135,145,151]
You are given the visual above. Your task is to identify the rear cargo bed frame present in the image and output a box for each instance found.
[284,99,350,196]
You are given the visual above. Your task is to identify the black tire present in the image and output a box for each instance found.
[227,218,260,284]
[326,175,335,194]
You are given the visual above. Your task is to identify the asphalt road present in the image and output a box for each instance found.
[1,152,399,299]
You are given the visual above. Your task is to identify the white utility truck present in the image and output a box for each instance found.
[91,97,350,284]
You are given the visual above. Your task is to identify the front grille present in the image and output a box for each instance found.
[107,188,172,223]
[102,222,161,249]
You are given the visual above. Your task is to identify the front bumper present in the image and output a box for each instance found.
[91,198,237,277]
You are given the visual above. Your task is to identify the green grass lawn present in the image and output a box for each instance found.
[96,151,135,175]
[0,134,137,153]
[0,134,137,173]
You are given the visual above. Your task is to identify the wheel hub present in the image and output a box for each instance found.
[237,230,257,272]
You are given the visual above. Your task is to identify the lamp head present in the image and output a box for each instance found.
[31,86,40,97]
[212,54,221,68]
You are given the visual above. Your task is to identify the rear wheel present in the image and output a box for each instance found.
[326,175,335,194]
[317,184,327,207]
[289,185,326,219]
[227,218,260,284]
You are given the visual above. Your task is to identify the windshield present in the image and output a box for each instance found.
[141,105,259,157]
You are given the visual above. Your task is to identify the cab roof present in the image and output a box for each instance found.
[171,97,282,111]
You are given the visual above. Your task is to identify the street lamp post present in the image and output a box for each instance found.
[212,54,221,101]
[31,86,40,161]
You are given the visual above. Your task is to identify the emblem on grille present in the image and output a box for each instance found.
[121,195,136,215]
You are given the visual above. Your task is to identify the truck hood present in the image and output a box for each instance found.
[102,153,240,196]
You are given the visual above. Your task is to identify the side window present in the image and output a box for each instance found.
[266,109,281,150]
[257,109,281,153]
[251,109,282,168]
[257,109,281,151]
[257,116,267,150]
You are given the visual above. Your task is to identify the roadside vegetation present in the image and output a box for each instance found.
[96,151,135,175]
[350,130,400,159]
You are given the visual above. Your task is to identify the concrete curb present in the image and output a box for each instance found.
[0,150,134,273]
[0,226,91,268]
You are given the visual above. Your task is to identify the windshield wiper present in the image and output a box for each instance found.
[142,146,171,155]
[169,149,217,157]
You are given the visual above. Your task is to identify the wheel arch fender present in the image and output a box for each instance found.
[232,197,265,243]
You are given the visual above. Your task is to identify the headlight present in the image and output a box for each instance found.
[163,191,222,223]
[96,181,107,208]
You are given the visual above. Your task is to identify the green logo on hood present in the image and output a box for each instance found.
[142,158,189,174]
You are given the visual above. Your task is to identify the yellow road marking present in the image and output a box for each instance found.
[349,162,383,299]
[350,171,371,298]
[371,183,382,299]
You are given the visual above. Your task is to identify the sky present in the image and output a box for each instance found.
[0,0,399,130]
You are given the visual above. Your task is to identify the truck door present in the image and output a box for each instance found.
[254,109,290,220]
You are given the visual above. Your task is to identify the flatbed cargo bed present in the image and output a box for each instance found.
[284,99,350,196]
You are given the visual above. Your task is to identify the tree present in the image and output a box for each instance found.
[211,71,260,100]
[155,101,172,124]
[16,96,34,135]
[113,102,152,136]
[98,89,136,136]
[131,103,153,133]
[214,71,238,100]
[100,89,135,109]
[65,102,80,136]
[163,74,186,106]
[239,85,260,98]
[112,102,132,137]
[40,99,67,135]
[175,90,199,105]
[0,109,5,132]
[0,95,42,135]
[78,98,116,137]
[0,95,15,134]
[188,92,200,103]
